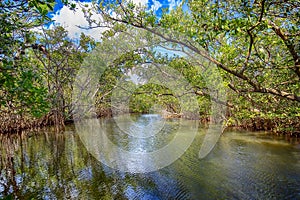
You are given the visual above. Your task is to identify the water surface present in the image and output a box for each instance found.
[1,115,299,199]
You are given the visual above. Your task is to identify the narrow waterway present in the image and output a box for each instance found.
[1,114,299,199]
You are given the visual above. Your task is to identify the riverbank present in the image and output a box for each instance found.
[227,116,300,137]
[0,110,66,134]
[1,110,299,137]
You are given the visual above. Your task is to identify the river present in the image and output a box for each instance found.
[1,114,299,199]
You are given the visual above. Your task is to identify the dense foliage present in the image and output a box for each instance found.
[0,0,299,135]
[82,0,299,134]
[0,0,95,132]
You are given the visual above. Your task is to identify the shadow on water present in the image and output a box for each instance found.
[0,115,300,199]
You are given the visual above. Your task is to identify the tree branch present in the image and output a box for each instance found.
[94,3,300,103]
[266,19,300,78]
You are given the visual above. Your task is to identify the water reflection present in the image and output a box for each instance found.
[0,117,300,199]
[0,129,129,199]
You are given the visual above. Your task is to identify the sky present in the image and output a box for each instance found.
[47,0,182,39]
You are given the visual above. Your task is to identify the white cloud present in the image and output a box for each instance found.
[50,2,107,40]
[168,0,181,10]
[48,0,182,39]
[151,0,162,12]
[131,0,148,6]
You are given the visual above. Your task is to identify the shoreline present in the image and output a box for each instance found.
[0,112,299,137]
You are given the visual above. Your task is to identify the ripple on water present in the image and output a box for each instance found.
[0,118,299,199]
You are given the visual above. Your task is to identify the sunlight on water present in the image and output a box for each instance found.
[0,115,299,199]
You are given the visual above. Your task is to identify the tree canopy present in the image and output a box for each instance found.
[0,0,95,132]
[82,0,300,133]
[0,0,299,134]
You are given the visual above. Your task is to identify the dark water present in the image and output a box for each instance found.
[1,114,300,199]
